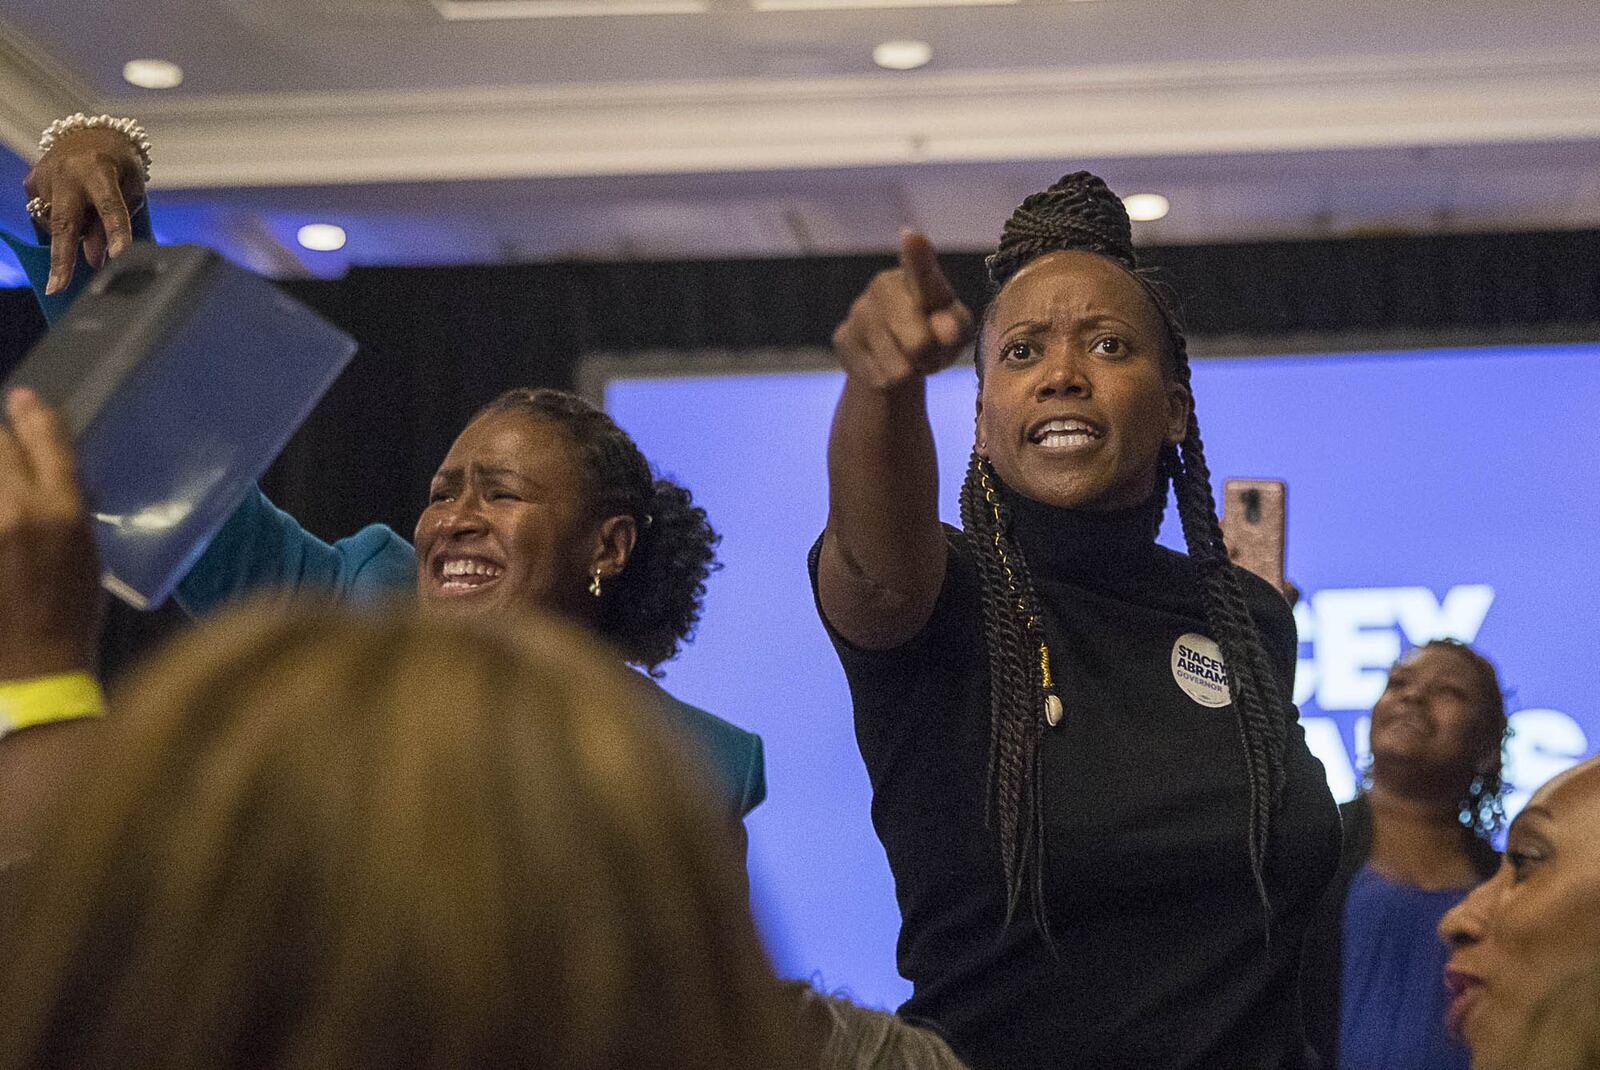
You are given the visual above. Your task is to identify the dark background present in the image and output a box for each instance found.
[4,227,1599,676]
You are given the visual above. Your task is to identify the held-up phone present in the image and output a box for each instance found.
[3,244,356,609]
[1220,478,1287,592]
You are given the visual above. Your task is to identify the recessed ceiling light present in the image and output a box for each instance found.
[297,224,347,252]
[122,59,184,90]
[1123,193,1170,222]
[873,40,932,71]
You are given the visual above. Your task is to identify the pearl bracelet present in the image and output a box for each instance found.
[39,113,152,182]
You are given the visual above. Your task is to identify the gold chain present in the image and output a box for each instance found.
[979,462,1030,619]
[978,462,1056,707]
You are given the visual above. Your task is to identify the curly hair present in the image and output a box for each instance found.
[1440,638,1510,839]
[479,389,720,675]
[966,171,1293,939]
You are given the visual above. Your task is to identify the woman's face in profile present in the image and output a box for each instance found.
[975,250,1189,512]
[1440,757,1600,1070]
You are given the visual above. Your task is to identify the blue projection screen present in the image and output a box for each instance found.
[601,341,1600,1010]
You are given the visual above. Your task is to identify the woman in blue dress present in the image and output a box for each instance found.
[1301,640,1508,1070]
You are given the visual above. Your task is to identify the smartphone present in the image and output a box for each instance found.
[1220,478,1286,591]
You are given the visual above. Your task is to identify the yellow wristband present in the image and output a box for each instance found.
[0,672,106,734]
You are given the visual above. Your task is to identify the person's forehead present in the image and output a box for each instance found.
[1395,644,1472,678]
[442,413,575,472]
[995,251,1151,314]
[1517,757,1600,860]
[1534,756,1600,817]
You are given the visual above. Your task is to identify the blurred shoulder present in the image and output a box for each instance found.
[647,683,766,816]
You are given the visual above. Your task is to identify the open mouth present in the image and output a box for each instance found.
[435,556,505,594]
[1028,417,1105,451]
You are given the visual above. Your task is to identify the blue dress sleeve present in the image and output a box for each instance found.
[0,203,156,325]
[175,486,417,617]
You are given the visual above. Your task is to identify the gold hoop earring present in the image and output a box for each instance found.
[589,570,603,598]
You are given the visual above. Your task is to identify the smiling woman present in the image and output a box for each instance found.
[166,386,766,830]
[420,414,627,616]
[1300,639,1509,1070]
[2,124,767,830]
[415,389,718,674]
[811,172,1341,1069]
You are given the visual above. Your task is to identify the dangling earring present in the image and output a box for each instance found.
[589,570,604,598]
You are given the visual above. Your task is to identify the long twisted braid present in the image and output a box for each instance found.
[958,452,1055,939]
[970,172,1293,939]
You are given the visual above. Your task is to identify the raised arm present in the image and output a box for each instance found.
[173,489,416,617]
[0,389,104,867]
[10,121,416,617]
[817,232,974,649]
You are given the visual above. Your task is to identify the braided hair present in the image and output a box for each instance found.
[965,172,1292,939]
[480,388,720,675]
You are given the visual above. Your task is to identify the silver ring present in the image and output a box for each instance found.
[25,196,49,221]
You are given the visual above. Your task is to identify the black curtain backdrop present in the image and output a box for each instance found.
[4,228,1599,677]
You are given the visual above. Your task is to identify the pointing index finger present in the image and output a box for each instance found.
[46,187,88,296]
[898,229,958,315]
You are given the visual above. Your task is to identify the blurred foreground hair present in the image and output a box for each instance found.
[0,603,797,1070]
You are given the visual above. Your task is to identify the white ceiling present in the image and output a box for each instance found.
[1,0,1599,276]
[9,0,1600,94]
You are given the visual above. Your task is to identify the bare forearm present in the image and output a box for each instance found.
[819,374,947,646]
[0,388,105,862]
[817,231,972,646]
[0,718,98,864]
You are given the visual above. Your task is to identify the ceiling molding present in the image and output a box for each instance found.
[45,45,1600,189]
[0,15,99,159]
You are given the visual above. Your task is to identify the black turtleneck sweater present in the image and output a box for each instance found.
[809,495,1341,1070]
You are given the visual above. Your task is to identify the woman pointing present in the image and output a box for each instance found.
[811,173,1340,1069]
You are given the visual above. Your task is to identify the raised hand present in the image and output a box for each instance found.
[831,230,976,390]
[818,232,967,647]
[0,389,100,680]
[23,127,147,295]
